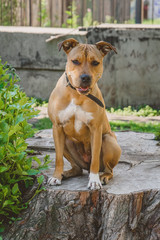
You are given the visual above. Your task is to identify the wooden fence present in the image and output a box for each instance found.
[0,0,131,27]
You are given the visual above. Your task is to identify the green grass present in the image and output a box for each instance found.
[34,117,52,130]
[107,105,160,117]
[33,117,160,140]
[110,121,160,134]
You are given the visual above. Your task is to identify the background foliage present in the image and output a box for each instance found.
[0,0,18,26]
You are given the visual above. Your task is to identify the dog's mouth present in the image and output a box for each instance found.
[76,87,90,95]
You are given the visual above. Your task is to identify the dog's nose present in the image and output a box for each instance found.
[80,74,91,84]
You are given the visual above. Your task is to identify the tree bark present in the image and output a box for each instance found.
[3,187,160,240]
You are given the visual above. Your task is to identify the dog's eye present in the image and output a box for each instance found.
[91,60,100,66]
[72,60,80,65]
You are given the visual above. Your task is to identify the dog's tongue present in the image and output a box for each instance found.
[78,87,89,92]
[80,87,89,91]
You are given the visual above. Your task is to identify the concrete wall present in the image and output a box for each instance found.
[87,24,160,108]
[0,25,160,108]
[0,27,86,100]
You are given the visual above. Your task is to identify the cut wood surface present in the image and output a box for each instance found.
[3,130,160,240]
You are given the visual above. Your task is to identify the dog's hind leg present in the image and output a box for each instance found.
[63,148,82,179]
[100,133,121,185]
[62,138,88,179]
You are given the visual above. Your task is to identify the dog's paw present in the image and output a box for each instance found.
[88,173,102,190]
[48,177,61,186]
[100,173,113,185]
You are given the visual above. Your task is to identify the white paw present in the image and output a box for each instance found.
[88,173,102,190]
[48,177,61,186]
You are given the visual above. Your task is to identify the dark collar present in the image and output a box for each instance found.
[65,73,104,108]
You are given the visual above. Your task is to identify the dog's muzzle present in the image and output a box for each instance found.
[77,74,91,94]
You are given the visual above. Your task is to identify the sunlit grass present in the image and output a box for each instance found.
[110,120,160,134]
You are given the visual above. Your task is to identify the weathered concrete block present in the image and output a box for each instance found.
[18,69,63,99]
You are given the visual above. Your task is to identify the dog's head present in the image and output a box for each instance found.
[58,38,117,95]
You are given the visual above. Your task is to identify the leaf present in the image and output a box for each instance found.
[0,99,4,109]
[44,155,51,164]
[21,171,29,175]
[0,133,8,144]
[0,121,9,133]
[26,169,40,176]
[65,10,72,16]
[8,124,21,137]
[40,186,46,191]
[4,112,13,120]
[16,163,23,174]
[16,144,27,153]
[2,200,14,208]
[16,152,26,160]
[18,98,27,106]
[7,144,16,154]
[12,183,20,195]
[7,152,26,161]
[32,156,42,166]
[0,166,9,173]
[8,73,12,81]
[0,82,4,90]
[1,187,8,198]
[0,226,5,233]
[0,146,5,159]
[38,166,49,171]
[37,175,44,185]
[15,113,25,125]
[9,176,33,184]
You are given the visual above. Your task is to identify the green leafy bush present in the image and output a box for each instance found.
[0,60,50,233]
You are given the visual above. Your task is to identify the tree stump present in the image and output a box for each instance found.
[3,130,160,240]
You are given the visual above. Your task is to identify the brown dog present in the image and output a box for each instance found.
[48,38,121,190]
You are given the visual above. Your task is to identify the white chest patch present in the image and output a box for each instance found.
[58,99,93,132]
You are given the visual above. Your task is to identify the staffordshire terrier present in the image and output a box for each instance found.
[48,38,121,190]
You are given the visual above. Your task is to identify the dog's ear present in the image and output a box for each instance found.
[95,41,117,56]
[58,38,79,53]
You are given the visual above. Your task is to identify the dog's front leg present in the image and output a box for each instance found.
[48,124,65,186]
[88,127,102,190]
